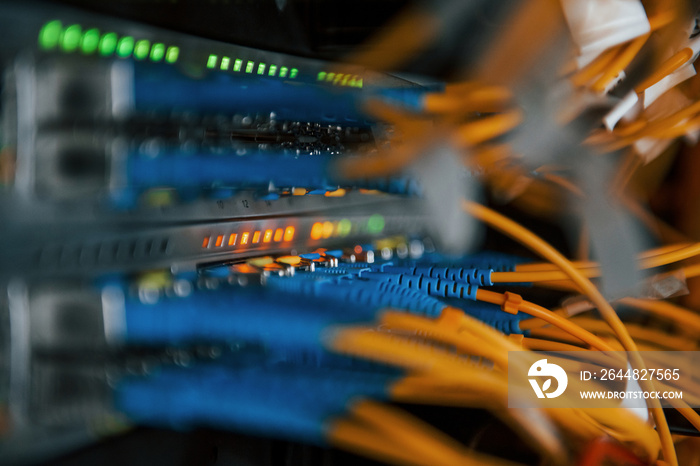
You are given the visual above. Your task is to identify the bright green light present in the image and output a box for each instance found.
[233,58,242,72]
[290,68,298,78]
[38,20,62,50]
[220,56,230,70]
[207,54,218,69]
[257,63,266,75]
[245,61,254,73]
[279,66,288,78]
[98,32,117,56]
[268,64,277,76]
[356,78,363,88]
[134,40,150,60]
[338,219,352,237]
[317,71,326,81]
[326,72,335,82]
[341,75,351,86]
[80,28,100,54]
[367,214,385,234]
[165,46,179,63]
[150,43,165,61]
[60,24,82,52]
[116,36,134,58]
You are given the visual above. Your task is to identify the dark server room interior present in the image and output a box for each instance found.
[2,0,700,465]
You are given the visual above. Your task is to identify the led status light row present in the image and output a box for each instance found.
[317,71,363,88]
[309,215,383,241]
[206,54,298,79]
[38,20,179,63]
[202,226,295,249]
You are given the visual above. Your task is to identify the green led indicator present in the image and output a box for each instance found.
[356,78,363,88]
[165,46,179,63]
[290,68,298,79]
[80,28,100,54]
[233,58,242,72]
[317,71,326,81]
[338,219,352,237]
[268,64,277,76]
[98,32,117,56]
[116,36,134,58]
[206,54,218,68]
[220,56,230,70]
[326,72,335,82]
[60,24,82,52]
[134,40,150,60]
[150,43,165,61]
[38,20,63,50]
[367,214,385,234]
[257,63,266,75]
[341,75,350,86]
[334,73,344,84]
[279,66,288,78]
[245,61,254,73]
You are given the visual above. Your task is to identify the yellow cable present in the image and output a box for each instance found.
[351,400,515,466]
[591,34,648,92]
[475,289,615,351]
[328,418,439,466]
[619,297,700,333]
[462,200,677,466]
[453,111,523,147]
[378,311,509,369]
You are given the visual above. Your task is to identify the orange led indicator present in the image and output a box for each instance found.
[273,229,284,242]
[322,221,334,239]
[354,245,363,254]
[310,223,323,240]
[252,231,261,243]
[263,229,273,243]
[215,235,224,247]
[228,234,237,246]
[202,237,210,248]
[284,226,295,241]
[240,232,250,245]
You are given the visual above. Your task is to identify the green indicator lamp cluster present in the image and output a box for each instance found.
[367,214,385,234]
[317,71,363,88]
[38,20,179,64]
[209,53,298,81]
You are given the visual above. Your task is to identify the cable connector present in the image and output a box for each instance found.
[501,292,523,315]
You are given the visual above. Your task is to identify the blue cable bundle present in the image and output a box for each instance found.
[264,275,447,318]
[121,286,376,350]
[358,271,480,301]
[411,251,527,272]
[378,265,493,286]
[132,62,372,126]
[116,364,397,445]
[441,298,525,335]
